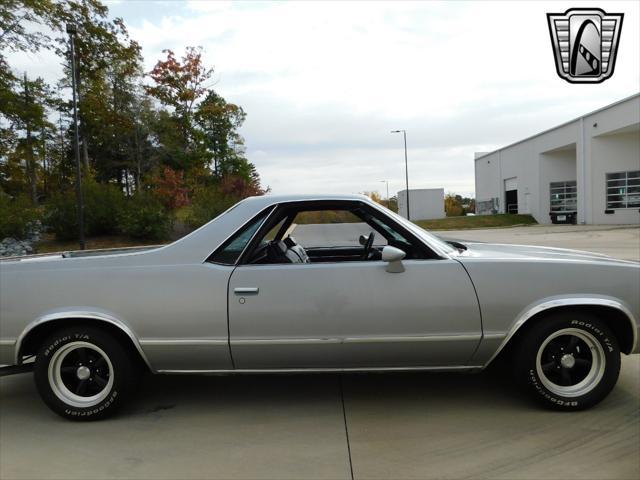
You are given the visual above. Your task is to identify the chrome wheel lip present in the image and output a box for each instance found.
[48,341,114,408]
[536,328,605,398]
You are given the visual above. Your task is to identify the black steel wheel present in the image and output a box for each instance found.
[34,327,139,420]
[514,311,621,410]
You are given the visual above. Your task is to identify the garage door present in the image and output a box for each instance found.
[504,177,518,191]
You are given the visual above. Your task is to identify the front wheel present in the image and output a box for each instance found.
[513,312,621,410]
[34,327,139,420]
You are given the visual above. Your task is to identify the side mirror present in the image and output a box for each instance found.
[381,246,406,273]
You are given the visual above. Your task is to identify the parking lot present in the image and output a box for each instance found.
[1,225,639,480]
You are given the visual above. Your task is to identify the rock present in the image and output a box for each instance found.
[0,236,35,257]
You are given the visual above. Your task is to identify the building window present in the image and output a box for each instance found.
[606,171,640,209]
[550,181,577,212]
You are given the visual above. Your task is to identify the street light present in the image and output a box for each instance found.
[66,23,85,249]
[391,129,410,220]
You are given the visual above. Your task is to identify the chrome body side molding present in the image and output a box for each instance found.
[230,334,482,347]
[138,338,228,347]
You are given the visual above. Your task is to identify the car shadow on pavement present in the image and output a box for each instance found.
[121,365,531,419]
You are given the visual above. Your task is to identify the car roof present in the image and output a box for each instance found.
[242,193,372,208]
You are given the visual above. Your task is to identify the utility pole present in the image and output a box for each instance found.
[58,111,66,189]
[67,23,85,250]
[41,124,47,196]
[391,129,410,220]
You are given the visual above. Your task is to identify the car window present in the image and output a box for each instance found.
[262,217,288,244]
[374,203,456,255]
[208,209,270,265]
[290,210,387,248]
[367,215,411,244]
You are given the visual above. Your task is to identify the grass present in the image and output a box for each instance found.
[35,233,166,254]
[414,214,537,231]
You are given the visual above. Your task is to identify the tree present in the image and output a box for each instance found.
[146,47,213,153]
[0,73,56,203]
[0,58,19,162]
[363,190,397,212]
[152,166,189,210]
[146,47,265,193]
[195,91,246,177]
[0,0,59,56]
[53,0,144,174]
[386,195,398,212]
[363,191,383,203]
[445,193,465,216]
[1,0,268,242]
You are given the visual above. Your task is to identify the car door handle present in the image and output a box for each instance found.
[234,287,259,295]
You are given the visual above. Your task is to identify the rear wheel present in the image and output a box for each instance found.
[514,312,620,410]
[34,327,139,420]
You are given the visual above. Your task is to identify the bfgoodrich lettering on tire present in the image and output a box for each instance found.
[34,327,139,420]
[514,311,621,411]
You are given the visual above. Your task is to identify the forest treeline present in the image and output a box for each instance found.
[1,0,266,241]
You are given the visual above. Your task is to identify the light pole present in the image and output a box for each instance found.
[391,129,410,220]
[380,180,389,204]
[67,23,85,250]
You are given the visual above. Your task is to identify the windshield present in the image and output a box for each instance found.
[370,203,457,255]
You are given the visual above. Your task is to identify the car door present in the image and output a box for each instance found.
[228,259,481,369]
[227,202,482,369]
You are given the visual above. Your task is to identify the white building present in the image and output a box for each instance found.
[397,188,445,220]
[475,94,640,225]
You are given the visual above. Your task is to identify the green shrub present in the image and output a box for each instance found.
[187,186,236,229]
[44,180,127,240]
[0,194,42,239]
[84,180,127,236]
[118,193,172,240]
[44,181,172,241]
[44,192,78,240]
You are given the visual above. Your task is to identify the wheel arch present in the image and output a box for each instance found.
[486,297,638,366]
[15,312,154,373]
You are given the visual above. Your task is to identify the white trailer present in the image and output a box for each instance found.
[397,188,445,220]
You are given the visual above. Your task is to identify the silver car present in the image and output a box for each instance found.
[1,194,638,420]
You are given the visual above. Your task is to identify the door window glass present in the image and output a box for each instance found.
[208,209,270,265]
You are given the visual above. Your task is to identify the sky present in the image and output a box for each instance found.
[9,0,640,198]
